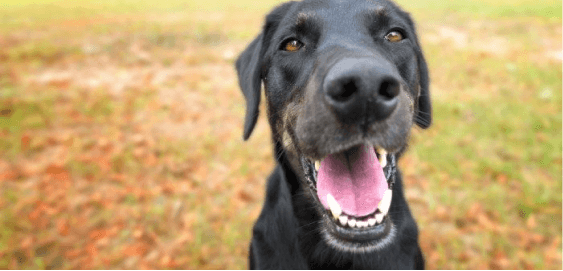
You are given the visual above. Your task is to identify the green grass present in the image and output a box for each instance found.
[397,0,561,19]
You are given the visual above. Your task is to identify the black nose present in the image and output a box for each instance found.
[324,58,400,124]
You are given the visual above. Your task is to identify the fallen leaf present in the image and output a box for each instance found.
[57,218,70,236]
[21,134,31,150]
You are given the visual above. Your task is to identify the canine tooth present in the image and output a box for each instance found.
[314,160,320,171]
[348,218,356,227]
[327,194,341,219]
[368,218,376,226]
[378,189,392,215]
[377,147,387,168]
[339,215,348,226]
[375,213,384,223]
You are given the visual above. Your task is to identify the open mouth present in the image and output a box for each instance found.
[301,144,397,248]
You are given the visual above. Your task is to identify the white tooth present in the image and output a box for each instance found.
[376,213,384,223]
[339,215,348,226]
[315,160,320,171]
[368,218,376,226]
[348,218,356,227]
[377,147,387,168]
[358,221,368,228]
[377,189,393,215]
[327,194,341,219]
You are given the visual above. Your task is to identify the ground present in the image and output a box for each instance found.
[0,0,561,269]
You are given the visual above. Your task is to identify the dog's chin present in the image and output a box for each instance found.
[320,212,396,253]
[299,143,398,253]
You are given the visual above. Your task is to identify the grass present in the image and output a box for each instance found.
[0,0,561,269]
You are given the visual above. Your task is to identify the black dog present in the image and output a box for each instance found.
[235,0,431,269]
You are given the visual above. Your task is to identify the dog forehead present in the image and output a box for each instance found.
[297,0,392,9]
[290,0,398,19]
[274,0,405,38]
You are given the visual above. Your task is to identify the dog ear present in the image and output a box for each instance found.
[414,45,432,129]
[236,35,264,140]
[402,12,432,129]
[235,2,296,140]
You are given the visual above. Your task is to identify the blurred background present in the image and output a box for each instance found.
[0,0,561,269]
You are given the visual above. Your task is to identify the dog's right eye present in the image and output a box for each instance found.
[281,39,303,52]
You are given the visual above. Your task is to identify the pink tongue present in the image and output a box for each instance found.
[317,145,387,217]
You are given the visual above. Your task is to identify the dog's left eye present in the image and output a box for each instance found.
[281,39,303,52]
[385,31,404,42]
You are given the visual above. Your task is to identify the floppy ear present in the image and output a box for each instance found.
[236,35,264,140]
[414,45,432,129]
[402,12,432,128]
[235,1,296,140]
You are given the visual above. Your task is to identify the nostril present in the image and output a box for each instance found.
[338,80,357,101]
[379,79,400,100]
[328,78,358,102]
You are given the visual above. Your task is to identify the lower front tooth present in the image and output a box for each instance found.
[357,221,368,228]
[368,218,376,226]
[348,218,356,227]
[339,215,348,225]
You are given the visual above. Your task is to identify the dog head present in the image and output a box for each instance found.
[236,0,431,252]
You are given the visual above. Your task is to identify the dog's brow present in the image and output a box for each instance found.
[373,6,387,16]
[296,12,318,26]
[363,5,390,26]
[364,5,388,20]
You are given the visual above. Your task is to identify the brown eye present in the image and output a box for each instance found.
[283,39,303,52]
[385,31,403,42]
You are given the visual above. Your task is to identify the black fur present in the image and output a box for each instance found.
[236,0,431,269]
